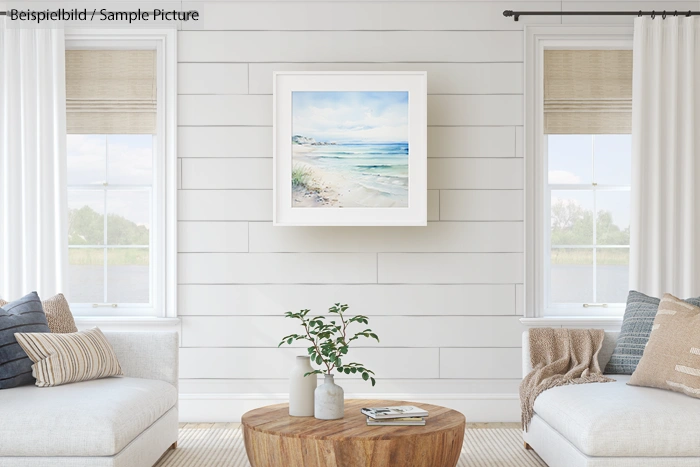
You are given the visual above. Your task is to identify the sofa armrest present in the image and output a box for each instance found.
[103,331,179,389]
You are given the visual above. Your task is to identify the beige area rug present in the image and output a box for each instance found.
[156,423,547,467]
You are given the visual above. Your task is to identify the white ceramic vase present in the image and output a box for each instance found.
[289,356,317,417]
[314,374,344,420]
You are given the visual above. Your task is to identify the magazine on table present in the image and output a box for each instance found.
[361,406,429,420]
[366,417,426,426]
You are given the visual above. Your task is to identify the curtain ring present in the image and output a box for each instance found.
[687,10,692,17]
[638,10,642,17]
[651,10,656,19]
[662,11,667,19]
[674,10,678,17]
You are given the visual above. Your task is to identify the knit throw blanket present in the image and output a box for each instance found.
[520,328,615,431]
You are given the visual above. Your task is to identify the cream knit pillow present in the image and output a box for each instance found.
[15,327,123,387]
[628,293,700,398]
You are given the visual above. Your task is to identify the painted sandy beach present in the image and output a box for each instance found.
[291,91,409,208]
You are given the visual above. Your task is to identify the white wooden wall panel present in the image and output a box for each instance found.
[378,253,524,284]
[178,284,517,316]
[179,95,271,126]
[178,31,523,63]
[178,63,248,94]
[440,348,523,379]
[178,222,249,253]
[180,347,440,379]
[248,63,523,95]
[178,253,378,284]
[181,316,523,348]
[428,95,523,126]
[179,127,272,158]
[440,190,524,221]
[183,2,560,31]
[182,159,272,189]
[428,127,516,158]
[428,159,524,189]
[173,0,535,423]
[248,221,523,253]
[428,190,440,221]
[516,284,525,316]
[178,190,271,221]
[179,378,521,396]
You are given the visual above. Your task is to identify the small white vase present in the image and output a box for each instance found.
[314,374,344,420]
[289,356,317,417]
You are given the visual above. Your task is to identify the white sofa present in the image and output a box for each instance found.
[0,331,179,467]
[522,331,700,467]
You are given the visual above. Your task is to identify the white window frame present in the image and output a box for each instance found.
[65,29,177,319]
[523,25,632,322]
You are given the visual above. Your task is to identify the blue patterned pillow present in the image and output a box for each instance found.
[0,292,50,389]
[605,291,700,374]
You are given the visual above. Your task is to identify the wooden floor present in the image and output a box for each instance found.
[179,422,520,429]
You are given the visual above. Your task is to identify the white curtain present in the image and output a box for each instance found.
[630,17,700,297]
[0,20,68,300]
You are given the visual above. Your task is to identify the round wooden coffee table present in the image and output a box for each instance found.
[241,399,465,467]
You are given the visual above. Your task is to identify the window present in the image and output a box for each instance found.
[523,27,634,319]
[67,134,154,309]
[64,30,177,317]
[546,134,631,313]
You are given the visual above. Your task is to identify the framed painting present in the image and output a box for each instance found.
[273,71,427,226]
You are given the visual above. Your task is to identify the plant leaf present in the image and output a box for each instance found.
[362,372,369,381]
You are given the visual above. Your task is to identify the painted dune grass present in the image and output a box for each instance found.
[291,91,409,208]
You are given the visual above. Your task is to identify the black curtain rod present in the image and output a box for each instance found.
[504,10,700,21]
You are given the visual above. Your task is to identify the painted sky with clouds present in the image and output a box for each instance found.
[292,91,408,144]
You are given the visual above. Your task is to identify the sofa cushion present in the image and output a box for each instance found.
[16,327,124,387]
[0,377,177,457]
[629,293,700,399]
[0,292,51,389]
[41,293,78,333]
[605,291,700,375]
[0,294,78,333]
[533,375,700,457]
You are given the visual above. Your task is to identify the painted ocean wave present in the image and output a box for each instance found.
[294,142,410,201]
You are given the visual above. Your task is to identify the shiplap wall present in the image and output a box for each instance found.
[174,0,696,422]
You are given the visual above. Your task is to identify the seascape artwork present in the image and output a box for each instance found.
[291,91,409,208]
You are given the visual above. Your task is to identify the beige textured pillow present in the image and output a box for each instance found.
[15,327,123,387]
[629,293,700,398]
[0,294,77,333]
[41,293,78,333]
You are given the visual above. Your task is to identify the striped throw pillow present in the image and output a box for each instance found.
[629,294,700,399]
[15,327,123,387]
[0,292,51,389]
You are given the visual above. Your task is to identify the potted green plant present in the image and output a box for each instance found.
[279,303,379,420]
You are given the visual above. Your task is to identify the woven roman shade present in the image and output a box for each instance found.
[66,50,156,134]
[544,50,632,134]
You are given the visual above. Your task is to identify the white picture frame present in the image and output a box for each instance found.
[273,71,427,226]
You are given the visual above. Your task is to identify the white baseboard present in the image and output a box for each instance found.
[178,392,520,423]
